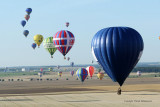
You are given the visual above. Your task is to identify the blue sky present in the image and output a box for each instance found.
[0,0,160,67]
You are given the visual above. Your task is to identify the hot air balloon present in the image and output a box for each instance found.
[26,8,32,15]
[40,68,43,72]
[70,62,74,67]
[58,72,62,77]
[32,43,37,49]
[38,72,42,77]
[43,37,57,58]
[91,60,94,63]
[34,34,43,48]
[21,20,26,27]
[49,67,53,72]
[137,71,142,76]
[23,30,29,37]
[91,27,144,95]
[76,68,88,83]
[67,57,70,61]
[86,66,95,79]
[53,30,75,59]
[57,65,60,69]
[70,71,74,76]
[159,36,160,40]
[24,14,30,21]
[97,72,104,80]
[66,22,69,27]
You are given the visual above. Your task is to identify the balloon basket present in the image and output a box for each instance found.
[117,87,121,95]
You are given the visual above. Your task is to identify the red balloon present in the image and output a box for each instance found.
[86,66,95,78]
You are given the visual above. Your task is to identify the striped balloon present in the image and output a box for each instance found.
[76,68,88,82]
[53,30,75,58]
[43,37,57,58]
[49,67,53,72]
[58,72,62,77]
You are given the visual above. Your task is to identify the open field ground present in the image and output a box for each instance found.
[0,72,159,107]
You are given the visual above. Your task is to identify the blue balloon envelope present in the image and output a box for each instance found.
[21,20,26,27]
[32,43,37,49]
[91,27,144,86]
[26,8,32,15]
[23,30,29,37]
[76,68,88,82]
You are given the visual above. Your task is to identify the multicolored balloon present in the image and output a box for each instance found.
[21,20,26,27]
[70,71,74,76]
[53,30,75,59]
[38,72,42,77]
[34,34,43,48]
[97,72,104,80]
[23,30,29,37]
[43,37,57,58]
[86,66,95,79]
[91,27,144,87]
[24,14,30,21]
[49,67,53,72]
[58,72,62,77]
[66,22,69,27]
[32,43,36,49]
[76,68,88,82]
[26,8,32,15]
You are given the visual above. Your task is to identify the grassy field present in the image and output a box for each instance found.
[0,71,160,78]
[0,72,159,106]
[0,72,39,77]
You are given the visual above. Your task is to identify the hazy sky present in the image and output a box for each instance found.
[0,0,160,67]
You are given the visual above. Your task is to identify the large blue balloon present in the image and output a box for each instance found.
[26,8,32,15]
[23,30,29,37]
[21,20,26,27]
[91,27,144,86]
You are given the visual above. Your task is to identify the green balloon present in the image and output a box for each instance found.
[43,37,57,58]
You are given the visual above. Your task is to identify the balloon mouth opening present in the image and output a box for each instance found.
[51,56,53,58]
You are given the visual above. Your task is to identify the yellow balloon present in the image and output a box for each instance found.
[97,72,104,80]
[34,34,43,47]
